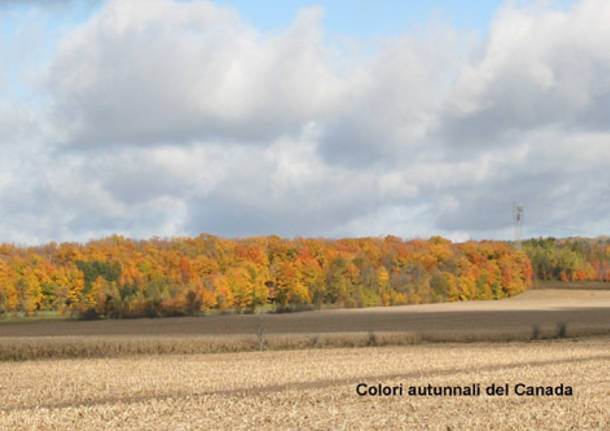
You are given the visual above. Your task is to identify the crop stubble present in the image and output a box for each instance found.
[0,338,608,430]
[0,287,608,429]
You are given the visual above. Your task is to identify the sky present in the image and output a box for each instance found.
[1,0,609,245]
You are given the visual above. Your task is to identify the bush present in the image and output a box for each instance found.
[77,307,101,321]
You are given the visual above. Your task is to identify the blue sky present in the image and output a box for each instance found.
[1,0,608,244]
[2,1,578,38]
[215,0,505,35]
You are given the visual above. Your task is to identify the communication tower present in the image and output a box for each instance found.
[513,202,524,250]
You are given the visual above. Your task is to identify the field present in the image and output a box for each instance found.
[1,285,609,429]
[1,288,609,361]
[0,339,608,430]
[2,288,610,337]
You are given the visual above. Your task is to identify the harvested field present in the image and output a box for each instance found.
[1,288,609,360]
[1,286,608,429]
[0,338,608,430]
[1,288,609,338]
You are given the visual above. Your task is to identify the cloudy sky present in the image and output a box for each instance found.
[1,0,609,244]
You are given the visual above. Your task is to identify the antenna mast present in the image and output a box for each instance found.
[513,202,524,250]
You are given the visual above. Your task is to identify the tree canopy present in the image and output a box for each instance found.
[0,234,537,319]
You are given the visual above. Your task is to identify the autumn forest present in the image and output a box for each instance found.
[0,234,608,319]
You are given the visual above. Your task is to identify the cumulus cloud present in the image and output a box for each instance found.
[440,0,610,149]
[2,0,610,244]
[0,0,100,9]
[45,0,345,145]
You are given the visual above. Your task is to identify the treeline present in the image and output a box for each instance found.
[523,237,610,282]
[0,234,532,319]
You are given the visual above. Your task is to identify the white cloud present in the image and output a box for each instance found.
[1,0,610,244]
[443,0,610,142]
[45,0,346,146]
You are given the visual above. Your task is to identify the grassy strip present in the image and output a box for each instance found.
[0,312,68,325]
[1,326,609,362]
[533,280,610,290]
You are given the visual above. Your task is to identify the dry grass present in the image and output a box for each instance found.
[1,325,610,362]
[0,338,608,430]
